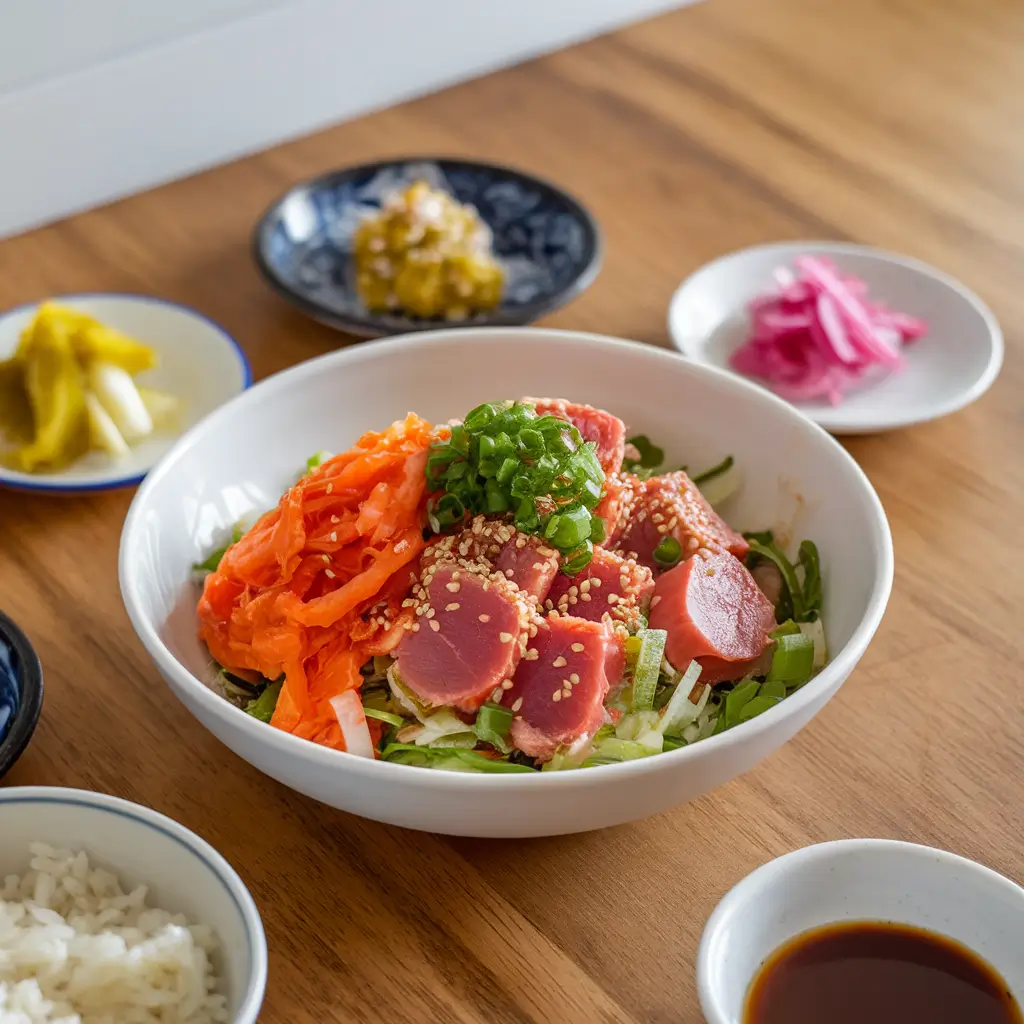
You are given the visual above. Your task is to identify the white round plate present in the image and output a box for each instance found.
[0,294,251,494]
[667,242,1003,434]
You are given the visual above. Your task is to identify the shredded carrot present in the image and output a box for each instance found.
[197,413,434,752]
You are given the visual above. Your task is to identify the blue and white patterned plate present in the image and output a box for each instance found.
[252,158,603,337]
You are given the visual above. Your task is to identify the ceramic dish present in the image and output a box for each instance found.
[697,839,1024,1023]
[253,157,602,337]
[0,611,43,779]
[0,294,251,493]
[0,786,267,1023]
[119,328,893,838]
[667,242,1003,434]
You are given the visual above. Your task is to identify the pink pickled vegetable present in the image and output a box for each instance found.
[729,255,928,406]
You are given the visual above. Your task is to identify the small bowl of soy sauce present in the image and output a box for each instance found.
[0,611,44,778]
[698,839,1024,1024]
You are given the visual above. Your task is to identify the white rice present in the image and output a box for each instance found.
[0,844,227,1024]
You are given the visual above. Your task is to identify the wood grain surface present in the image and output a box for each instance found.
[2,0,1023,1020]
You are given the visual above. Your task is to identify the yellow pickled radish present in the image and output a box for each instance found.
[137,387,183,431]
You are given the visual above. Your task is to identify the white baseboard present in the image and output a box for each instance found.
[0,0,694,240]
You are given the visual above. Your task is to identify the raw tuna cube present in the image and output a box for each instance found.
[527,398,626,477]
[615,471,748,570]
[648,552,775,683]
[395,563,531,712]
[504,616,621,761]
[425,518,558,604]
[545,547,654,633]
[594,472,640,548]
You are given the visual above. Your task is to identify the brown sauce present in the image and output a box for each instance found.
[745,920,1022,1024]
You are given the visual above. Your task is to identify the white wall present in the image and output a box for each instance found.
[0,0,693,240]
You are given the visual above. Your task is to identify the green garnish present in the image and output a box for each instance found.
[744,531,823,622]
[766,633,814,684]
[380,744,536,773]
[474,702,513,753]
[631,628,667,712]
[624,434,665,470]
[652,535,683,569]
[691,455,734,486]
[363,707,407,728]
[193,523,244,573]
[244,680,282,723]
[426,401,605,573]
[306,450,333,472]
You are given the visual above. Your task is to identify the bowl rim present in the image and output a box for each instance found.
[695,838,1024,1024]
[667,239,1005,434]
[0,611,43,778]
[0,292,253,494]
[0,785,268,1022]
[119,326,894,790]
[251,155,604,337]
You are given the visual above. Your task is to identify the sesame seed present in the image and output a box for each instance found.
[553,656,567,668]
[552,691,562,702]
[561,688,572,699]
[376,616,387,626]
[571,643,584,652]
[331,515,340,523]
[591,578,602,588]
[452,571,461,580]
[326,482,333,494]
[511,697,523,712]
[478,613,491,623]
[524,648,539,660]
[445,603,460,611]
[580,579,591,593]
[501,679,514,690]
[570,673,580,683]
[330,531,338,542]
[446,581,461,592]
[325,568,336,579]
[412,623,420,632]
[505,568,515,578]
[429,619,440,632]
[549,609,560,619]
[322,554,331,563]
[499,632,514,643]
[426,608,436,618]
[581,593,592,602]
[650,595,662,608]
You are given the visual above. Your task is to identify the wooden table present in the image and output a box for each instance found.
[3,0,1023,1019]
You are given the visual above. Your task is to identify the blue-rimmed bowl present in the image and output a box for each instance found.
[0,294,252,494]
[0,787,268,1022]
[253,157,603,337]
[0,611,43,779]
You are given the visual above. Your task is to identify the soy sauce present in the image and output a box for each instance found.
[745,921,1022,1024]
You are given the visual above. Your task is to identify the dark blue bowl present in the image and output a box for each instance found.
[253,157,603,338]
[0,612,44,778]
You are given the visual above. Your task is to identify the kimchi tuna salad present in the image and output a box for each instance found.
[195,399,826,772]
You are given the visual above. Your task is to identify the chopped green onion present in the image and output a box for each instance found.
[306,450,333,471]
[766,633,814,683]
[426,400,606,572]
[658,660,705,736]
[737,692,784,723]
[716,679,760,732]
[692,455,734,486]
[759,678,787,701]
[624,635,644,659]
[771,619,801,638]
[624,434,665,470]
[798,618,828,671]
[362,707,407,728]
[653,535,683,569]
[631,628,667,712]
[474,702,513,753]
[582,737,656,766]
[244,680,282,723]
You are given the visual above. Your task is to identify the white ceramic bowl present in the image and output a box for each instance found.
[119,328,893,838]
[697,839,1024,1023]
[667,242,1003,434]
[0,294,251,493]
[0,786,267,1022]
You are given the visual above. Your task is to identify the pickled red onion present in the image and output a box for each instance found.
[729,256,928,406]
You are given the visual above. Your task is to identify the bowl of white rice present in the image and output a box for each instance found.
[0,787,266,1024]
